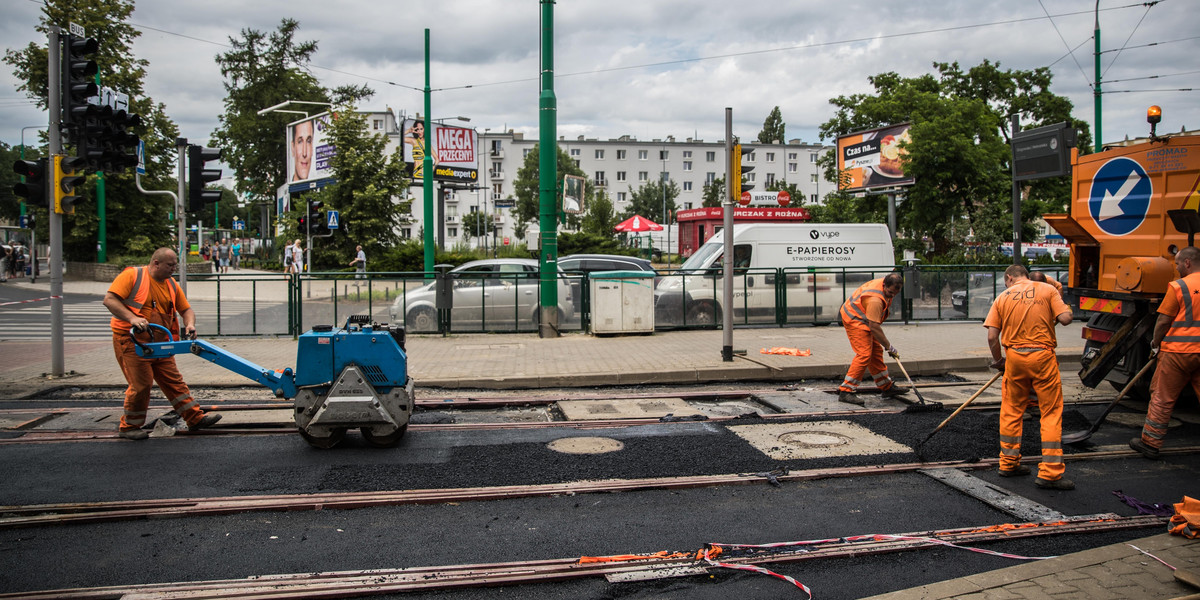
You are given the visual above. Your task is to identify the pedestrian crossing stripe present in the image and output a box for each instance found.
[1078,296,1122,313]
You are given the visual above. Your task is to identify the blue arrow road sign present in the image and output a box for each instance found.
[1089,157,1152,237]
[327,210,339,229]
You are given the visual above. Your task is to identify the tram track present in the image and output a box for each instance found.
[1,446,1193,530]
[0,514,1167,599]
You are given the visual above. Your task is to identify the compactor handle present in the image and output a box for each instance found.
[128,323,174,356]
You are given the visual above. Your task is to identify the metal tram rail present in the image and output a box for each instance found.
[0,514,1167,600]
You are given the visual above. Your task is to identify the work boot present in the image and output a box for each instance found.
[880,386,908,399]
[189,413,222,431]
[838,391,864,406]
[1034,477,1075,490]
[118,428,149,441]
[998,464,1031,477]
[1129,437,1161,460]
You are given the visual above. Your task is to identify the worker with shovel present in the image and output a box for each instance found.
[837,272,908,405]
[984,264,1074,490]
[1132,246,1200,460]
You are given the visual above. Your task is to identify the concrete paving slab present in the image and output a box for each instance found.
[728,420,911,460]
[557,397,703,420]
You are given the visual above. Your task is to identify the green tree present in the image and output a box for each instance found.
[624,178,679,224]
[511,144,590,236]
[291,108,409,270]
[817,60,1089,255]
[461,210,494,242]
[580,189,618,237]
[701,176,725,208]
[211,19,372,203]
[5,0,182,261]
[757,106,786,144]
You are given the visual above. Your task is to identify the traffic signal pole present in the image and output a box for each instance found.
[537,0,559,338]
[721,108,734,362]
[47,26,65,377]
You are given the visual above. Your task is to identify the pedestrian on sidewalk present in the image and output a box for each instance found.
[984,264,1074,489]
[231,239,242,270]
[0,244,10,282]
[1132,246,1200,460]
[349,245,366,279]
[837,273,907,405]
[290,239,304,274]
[216,238,231,274]
[102,247,221,440]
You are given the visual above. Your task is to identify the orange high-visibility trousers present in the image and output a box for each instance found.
[112,334,207,432]
[839,322,895,393]
[998,349,1065,481]
[1143,351,1200,449]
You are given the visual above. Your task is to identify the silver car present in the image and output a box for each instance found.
[389,258,574,332]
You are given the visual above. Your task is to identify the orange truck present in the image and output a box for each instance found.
[1044,110,1200,399]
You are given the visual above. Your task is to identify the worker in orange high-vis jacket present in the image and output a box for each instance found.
[984,264,1073,490]
[1132,246,1200,459]
[102,248,221,441]
[837,272,907,406]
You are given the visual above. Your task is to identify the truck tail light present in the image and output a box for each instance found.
[1082,327,1113,343]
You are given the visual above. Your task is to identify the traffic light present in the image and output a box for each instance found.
[13,158,49,205]
[61,34,99,132]
[187,145,223,212]
[730,144,755,204]
[53,154,87,214]
[308,200,327,235]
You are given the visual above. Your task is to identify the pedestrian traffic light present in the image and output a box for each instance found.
[308,200,328,235]
[12,158,49,205]
[61,34,99,132]
[730,144,755,203]
[187,145,223,212]
[53,154,87,214]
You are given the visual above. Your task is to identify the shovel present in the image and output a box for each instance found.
[892,355,943,412]
[917,371,1003,448]
[1062,356,1157,445]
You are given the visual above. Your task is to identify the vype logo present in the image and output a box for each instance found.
[810,230,840,239]
[809,230,820,240]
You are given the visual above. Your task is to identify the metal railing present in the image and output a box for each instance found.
[188,264,1067,337]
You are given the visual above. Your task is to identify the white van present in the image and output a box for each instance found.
[654,223,895,326]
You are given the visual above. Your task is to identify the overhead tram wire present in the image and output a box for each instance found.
[1038,0,1093,86]
[103,1,1165,96]
[1100,1,1159,79]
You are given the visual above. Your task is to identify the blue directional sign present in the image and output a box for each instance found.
[19,215,30,228]
[1089,157,1153,237]
[232,218,245,231]
[327,210,339,229]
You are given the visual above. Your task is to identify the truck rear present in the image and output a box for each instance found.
[1045,120,1200,398]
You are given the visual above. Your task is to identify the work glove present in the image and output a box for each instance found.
[887,345,899,359]
[1149,347,1159,359]
[989,357,1006,371]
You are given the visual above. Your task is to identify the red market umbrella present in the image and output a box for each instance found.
[614,215,663,232]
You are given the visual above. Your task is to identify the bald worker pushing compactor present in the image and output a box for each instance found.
[837,273,909,405]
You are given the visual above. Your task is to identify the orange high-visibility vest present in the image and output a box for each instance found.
[109,266,181,334]
[1161,272,1200,353]
[840,277,892,327]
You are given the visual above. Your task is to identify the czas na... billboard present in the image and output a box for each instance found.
[837,123,914,192]
[402,118,479,184]
[286,113,334,190]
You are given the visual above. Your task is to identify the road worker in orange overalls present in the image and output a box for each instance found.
[103,248,221,440]
[984,264,1074,490]
[1131,246,1200,459]
[1028,271,1064,296]
[837,273,907,405]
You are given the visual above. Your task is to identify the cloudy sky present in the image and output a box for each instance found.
[3,0,1197,154]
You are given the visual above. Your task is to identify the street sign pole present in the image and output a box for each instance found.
[48,26,65,377]
[722,108,734,362]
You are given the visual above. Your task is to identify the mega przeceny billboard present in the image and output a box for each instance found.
[401,118,478,184]
[286,113,335,190]
[837,123,914,192]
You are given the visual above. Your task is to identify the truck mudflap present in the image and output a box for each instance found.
[1078,309,1156,388]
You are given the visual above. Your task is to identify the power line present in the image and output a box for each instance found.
[1038,0,1091,86]
[1102,69,1200,84]
[1101,2,1157,79]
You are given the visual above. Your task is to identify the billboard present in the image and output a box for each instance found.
[286,113,335,190]
[837,123,914,192]
[402,118,479,184]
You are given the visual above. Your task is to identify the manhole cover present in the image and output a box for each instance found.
[547,436,625,455]
[779,430,852,448]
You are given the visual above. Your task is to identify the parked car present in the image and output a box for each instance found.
[951,269,1068,317]
[558,253,657,313]
[389,258,574,332]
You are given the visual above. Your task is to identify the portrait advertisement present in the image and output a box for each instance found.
[287,114,335,185]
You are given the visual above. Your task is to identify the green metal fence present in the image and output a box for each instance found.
[190,264,1067,337]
